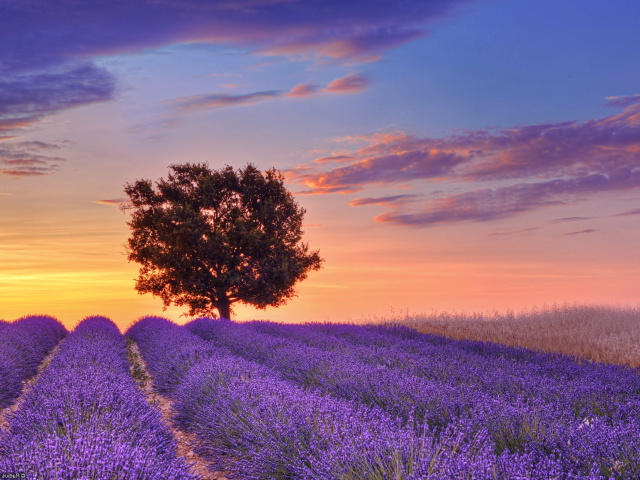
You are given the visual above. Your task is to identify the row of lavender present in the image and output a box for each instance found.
[130,316,588,479]
[184,317,640,479]
[0,316,195,478]
[0,315,67,408]
[246,319,640,428]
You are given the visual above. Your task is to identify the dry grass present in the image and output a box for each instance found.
[364,303,640,368]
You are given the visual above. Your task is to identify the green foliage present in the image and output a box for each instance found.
[121,163,323,319]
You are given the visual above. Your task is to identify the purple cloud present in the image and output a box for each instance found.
[373,170,640,227]
[349,194,421,207]
[168,73,370,114]
[0,0,474,169]
[0,141,67,177]
[288,99,640,227]
[614,208,640,216]
[0,63,117,136]
[292,101,640,192]
[2,0,472,76]
[290,145,466,194]
[605,94,640,108]
[564,229,597,236]
[171,90,282,112]
[312,155,358,164]
[550,216,595,223]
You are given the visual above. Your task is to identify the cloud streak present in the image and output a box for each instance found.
[93,199,128,206]
[324,73,370,94]
[374,171,640,227]
[349,194,421,207]
[0,63,117,135]
[172,90,281,112]
[0,141,67,177]
[564,229,597,236]
[289,100,640,227]
[168,73,369,114]
[605,94,640,108]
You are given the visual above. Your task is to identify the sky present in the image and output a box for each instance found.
[1,0,640,331]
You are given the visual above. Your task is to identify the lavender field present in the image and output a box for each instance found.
[1,313,639,479]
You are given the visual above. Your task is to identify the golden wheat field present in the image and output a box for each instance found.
[364,303,640,368]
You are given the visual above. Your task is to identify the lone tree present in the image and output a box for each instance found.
[121,162,323,319]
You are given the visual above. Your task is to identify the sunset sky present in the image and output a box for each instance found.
[1,0,640,331]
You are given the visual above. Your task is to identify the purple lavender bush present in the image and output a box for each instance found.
[0,315,67,409]
[126,316,222,392]
[133,316,572,479]
[186,317,640,479]
[0,315,196,479]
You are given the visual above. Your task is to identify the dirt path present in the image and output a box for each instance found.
[0,343,62,433]
[127,340,229,480]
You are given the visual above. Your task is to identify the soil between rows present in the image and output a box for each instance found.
[127,340,230,480]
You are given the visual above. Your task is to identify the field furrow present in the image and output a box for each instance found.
[126,337,229,480]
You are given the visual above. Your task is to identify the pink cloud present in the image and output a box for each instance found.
[285,83,320,98]
[313,155,358,164]
[324,73,370,94]
[293,102,640,191]
[167,73,370,115]
[93,199,128,206]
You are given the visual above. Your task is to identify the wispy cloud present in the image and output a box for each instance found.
[605,94,640,108]
[171,90,281,112]
[92,198,128,206]
[564,229,597,236]
[613,207,640,216]
[375,168,640,227]
[219,83,247,89]
[289,99,640,227]
[487,227,541,237]
[208,73,242,78]
[549,216,596,224]
[167,73,370,115]
[324,73,370,94]
[313,155,358,164]
[285,83,320,98]
[0,141,67,177]
[0,63,116,135]
[349,194,421,207]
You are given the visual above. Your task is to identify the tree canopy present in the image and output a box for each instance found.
[121,162,323,319]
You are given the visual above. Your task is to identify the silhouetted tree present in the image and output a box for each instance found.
[121,163,323,319]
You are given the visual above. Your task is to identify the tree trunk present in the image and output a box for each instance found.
[217,298,231,320]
